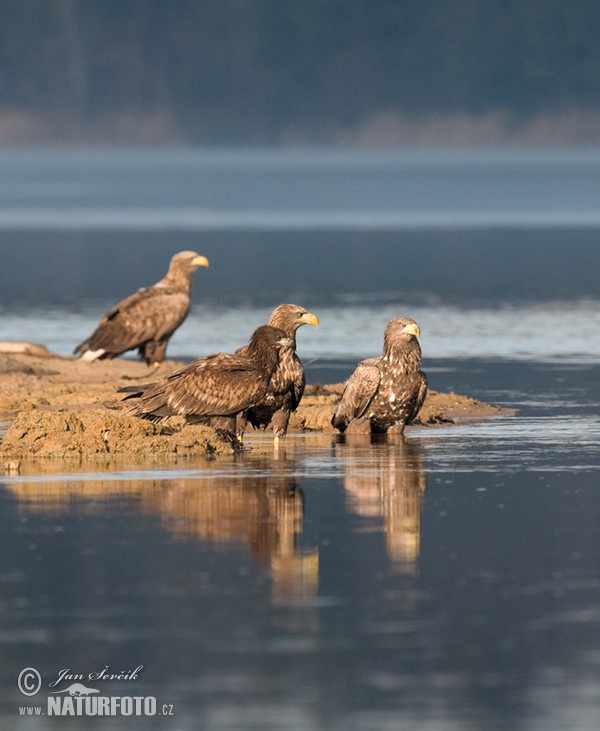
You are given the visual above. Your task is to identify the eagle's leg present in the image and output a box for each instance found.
[271,409,290,448]
[387,421,407,436]
[344,417,372,435]
[141,339,168,367]
[214,429,244,450]
[209,416,243,450]
[235,412,249,445]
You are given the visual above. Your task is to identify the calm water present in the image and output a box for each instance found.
[1,147,599,729]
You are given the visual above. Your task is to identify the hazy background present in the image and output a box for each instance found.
[2,0,600,146]
[2,9,600,729]
[1,2,600,311]
[3,229,600,307]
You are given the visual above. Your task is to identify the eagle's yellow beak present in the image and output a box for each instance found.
[403,322,421,337]
[301,312,319,327]
[192,255,210,268]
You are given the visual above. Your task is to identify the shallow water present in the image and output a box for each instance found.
[1,357,599,730]
[1,147,599,729]
[3,299,600,364]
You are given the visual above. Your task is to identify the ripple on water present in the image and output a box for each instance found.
[415,415,600,472]
[3,300,600,362]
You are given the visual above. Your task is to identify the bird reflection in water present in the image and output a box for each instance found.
[6,457,318,609]
[140,460,318,608]
[335,435,427,577]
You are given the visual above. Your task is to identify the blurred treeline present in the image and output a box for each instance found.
[2,0,600,143]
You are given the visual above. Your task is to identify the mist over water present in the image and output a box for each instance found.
[1,146,600,308]
[2,299,600,366]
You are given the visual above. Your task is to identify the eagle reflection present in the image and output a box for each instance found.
[336,436,427,575]
[7,458,317,608]
[140,463,318,606]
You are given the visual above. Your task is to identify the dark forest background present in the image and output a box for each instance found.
[2,0,600,144]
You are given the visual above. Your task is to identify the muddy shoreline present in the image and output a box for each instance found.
[0,352,514,468]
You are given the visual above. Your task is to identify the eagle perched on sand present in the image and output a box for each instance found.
[74,250,209,365]
[332,317,427,436]
[122,325,293,443]
[235,304,319,445]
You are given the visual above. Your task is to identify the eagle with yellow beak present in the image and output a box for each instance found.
[236,303,319,445]
[332,317,427,436]
[74,250,209,365]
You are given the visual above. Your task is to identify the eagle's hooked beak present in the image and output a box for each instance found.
[301,312,319,327]
[403,322,421,337]
[192,255,210,268]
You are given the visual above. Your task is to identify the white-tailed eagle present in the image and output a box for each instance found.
[74,250,209,365]
[332,317,427,436]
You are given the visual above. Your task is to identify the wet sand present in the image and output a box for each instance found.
[0,351,514,467]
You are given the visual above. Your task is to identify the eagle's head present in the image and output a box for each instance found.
[247,325,295,374]
[384,317,422,350]
[169,250,210,276]
[268,303,319,336]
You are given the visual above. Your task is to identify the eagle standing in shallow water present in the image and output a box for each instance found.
[122,325,294,443]
[74,250,209,365]
[331,317,427,436]
[235,303,319,446]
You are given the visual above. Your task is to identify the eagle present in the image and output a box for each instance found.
[74,250,209,365]
[235,303,319,446]
[122,325,294,443]
[331,317,427,436]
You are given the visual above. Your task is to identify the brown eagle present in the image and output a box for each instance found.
[235,303,319,445]
[122,325,294,442]
[331,317,427,436]
[74,250,209,365]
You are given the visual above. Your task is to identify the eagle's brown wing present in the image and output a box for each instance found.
[406,370,428,424]
[331,358,381,431]
[235,341,306,439]
[129,352,269,420]
[74,286,190,359]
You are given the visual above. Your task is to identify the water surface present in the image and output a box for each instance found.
[2,357,598,730]
[0,147,599,729]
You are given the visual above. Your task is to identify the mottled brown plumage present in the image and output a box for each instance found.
[332,317,427,436]
[235,304,319,444]
[122,325,293,442]
[74,250,209,365]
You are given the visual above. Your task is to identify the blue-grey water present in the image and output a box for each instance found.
[0,147,599,730]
